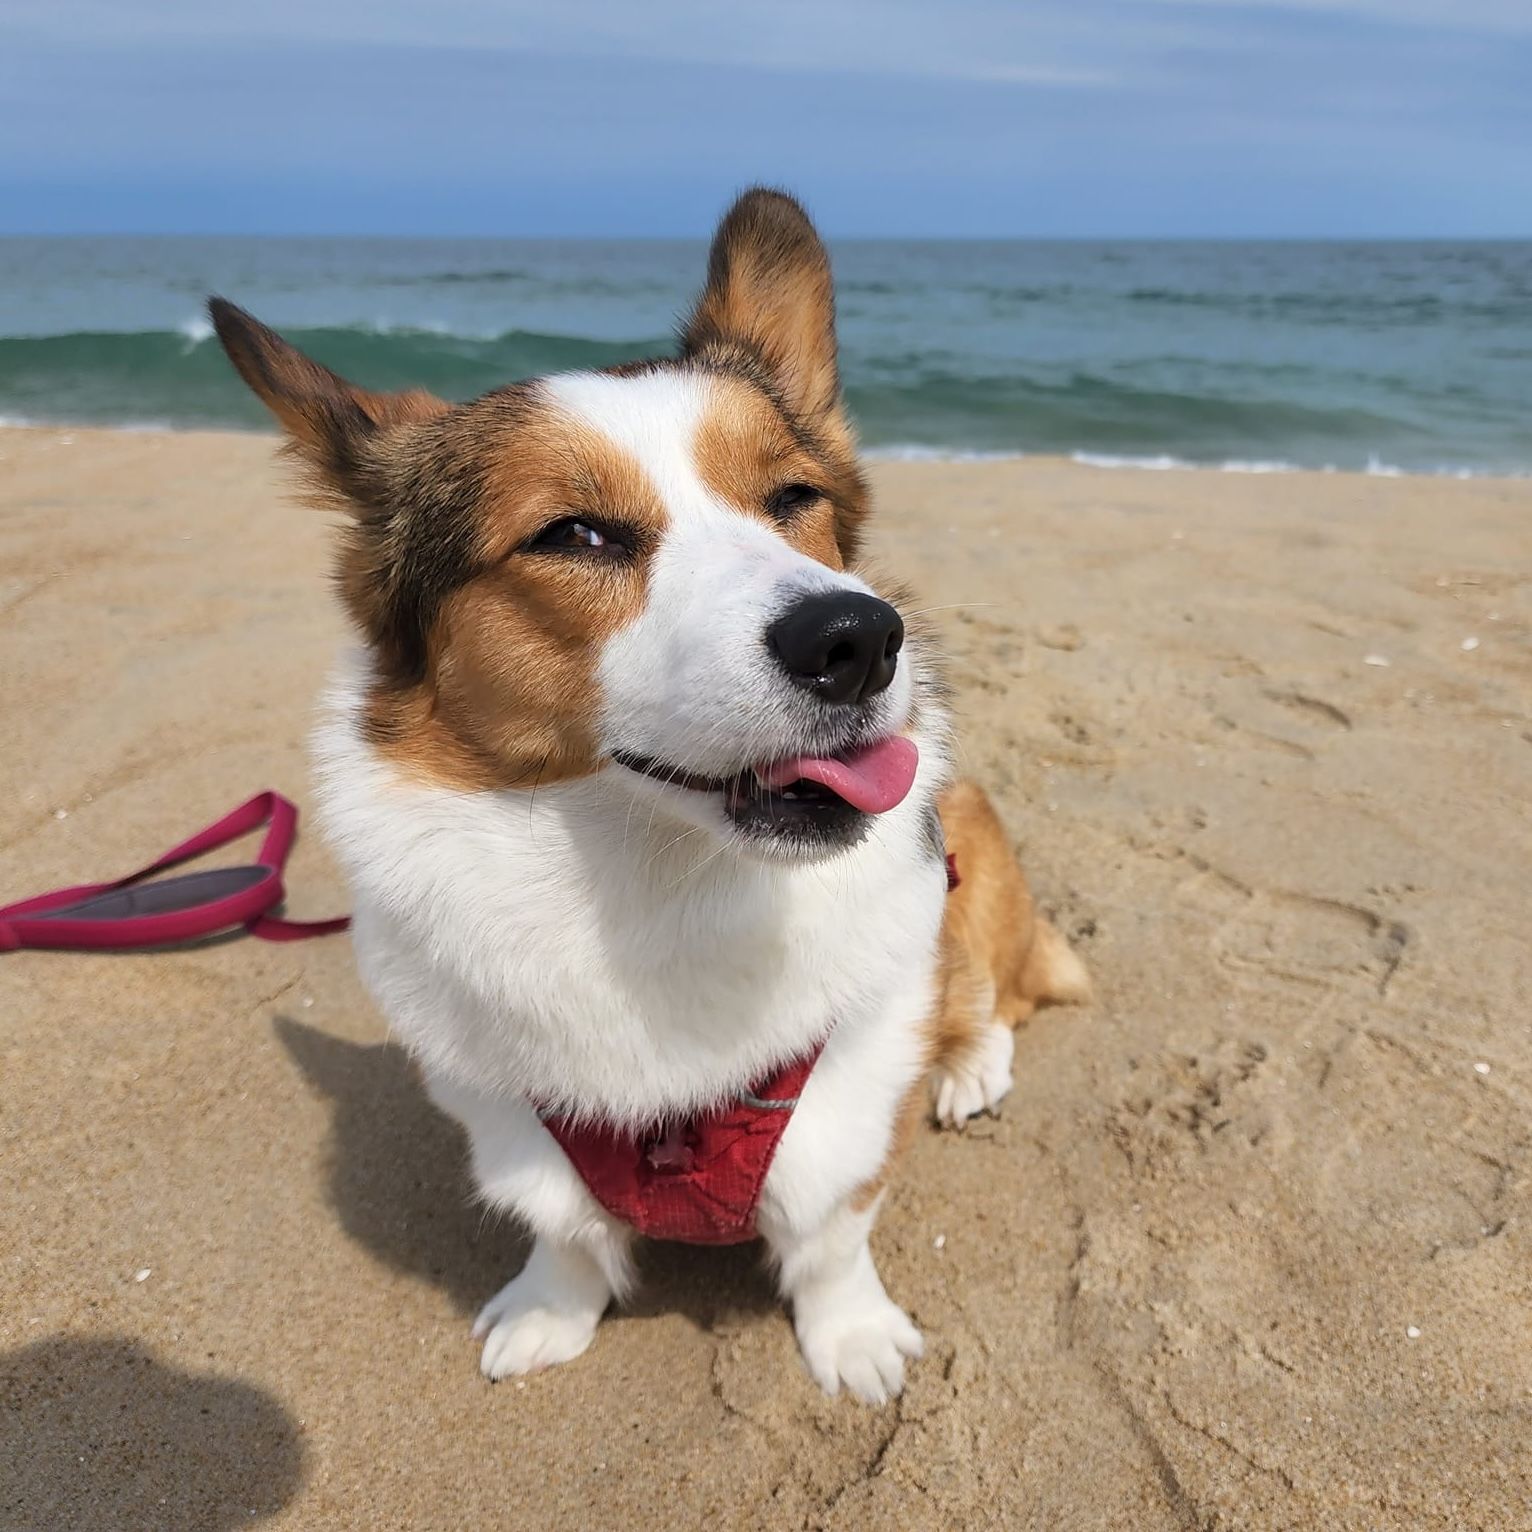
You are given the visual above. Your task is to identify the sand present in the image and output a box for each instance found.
[2,426,1529,1531]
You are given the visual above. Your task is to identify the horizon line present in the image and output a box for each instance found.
[4,230,1531,243]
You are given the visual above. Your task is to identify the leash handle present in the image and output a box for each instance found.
[0,792,349,953]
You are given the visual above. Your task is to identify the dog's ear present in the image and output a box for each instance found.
[681,188,847,435]
[208,297,448,509]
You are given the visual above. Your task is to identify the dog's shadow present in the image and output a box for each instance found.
[0,1334,303,1531]
[275,1017,778,1329]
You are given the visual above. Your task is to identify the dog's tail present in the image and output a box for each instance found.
[1021,918,1092,1007]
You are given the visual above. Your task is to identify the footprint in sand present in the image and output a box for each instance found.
[1109,1038,1272,1170]
[1173,859,1408,996]
[1207,684,1353,760]
[1213,887,1409,995]
[1263,689,1353,731]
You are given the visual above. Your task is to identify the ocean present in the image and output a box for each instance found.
[1,237,1529,475]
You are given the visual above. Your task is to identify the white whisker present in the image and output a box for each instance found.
[664,831,738,892]
[903,601,1002,619]
[644,824,705,872]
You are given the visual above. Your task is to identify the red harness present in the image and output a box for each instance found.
[541,1047,824,1245]
[541,852,963,1246]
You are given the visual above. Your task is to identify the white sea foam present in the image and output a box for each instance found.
[1066,450,1519,480]
[1071,450,1303,474]
[177,315,214,346]
[864,444,1023,464]
[357,317,457,336]
[0,415,181,434]
[1071,451,1194,472]
[867,443,1525,479]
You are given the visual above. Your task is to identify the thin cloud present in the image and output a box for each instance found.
[1152,0,1532,34]
[2,1,1120,89]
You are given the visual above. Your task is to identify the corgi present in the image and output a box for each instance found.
[209,188,1088,1405]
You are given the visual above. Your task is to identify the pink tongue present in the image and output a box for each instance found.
[757,736,919,815]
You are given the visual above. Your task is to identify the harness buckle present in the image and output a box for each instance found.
[643,1121,696,1174]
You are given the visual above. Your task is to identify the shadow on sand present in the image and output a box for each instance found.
[0,1335,304,1531]
[274,1017,779,1330]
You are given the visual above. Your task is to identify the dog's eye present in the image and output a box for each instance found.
[527,517,626,555]
[766,483,823,521]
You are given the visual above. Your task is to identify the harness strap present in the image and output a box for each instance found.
[541,1044,825,1246]
[0,792,349,953]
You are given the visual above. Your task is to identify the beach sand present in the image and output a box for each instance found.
[2,426,1529,1531]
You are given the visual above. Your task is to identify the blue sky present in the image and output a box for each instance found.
[2,0,1528,236]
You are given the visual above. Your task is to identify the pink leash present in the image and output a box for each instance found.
[0,792,349,953]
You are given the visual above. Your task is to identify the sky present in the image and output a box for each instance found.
[1,0,1528,237]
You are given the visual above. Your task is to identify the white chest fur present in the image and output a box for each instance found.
[311,663,949,1139]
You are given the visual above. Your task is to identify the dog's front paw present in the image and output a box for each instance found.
[472,1278,600,1380]
[932,1020,1015,1128]
[795,1294,924,1405]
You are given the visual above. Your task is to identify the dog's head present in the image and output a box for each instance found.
[212,189,943,860]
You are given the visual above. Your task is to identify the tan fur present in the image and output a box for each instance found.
[935,779,1091,1039]
[208,297,672,793]
[852,782,1090,1205]
[693,378,852,570]
[363,405,666,790]
[681,190,842,427]
[680,189,871,563]
[208,297,449,458]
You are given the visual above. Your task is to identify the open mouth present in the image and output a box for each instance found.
[612,736,919,847]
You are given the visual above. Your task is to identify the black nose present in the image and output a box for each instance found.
[767,590,904,705]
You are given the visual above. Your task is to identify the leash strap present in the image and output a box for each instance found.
[0,792,350,953]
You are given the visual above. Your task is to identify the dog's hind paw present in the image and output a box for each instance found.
[932,1020,1015,1128]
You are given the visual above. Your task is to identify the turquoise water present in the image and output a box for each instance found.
[1,237,1529,473]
